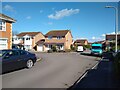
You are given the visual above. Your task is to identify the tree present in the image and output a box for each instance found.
[70,44,75,51]
[52,45,57,52]
[12,30,19,36]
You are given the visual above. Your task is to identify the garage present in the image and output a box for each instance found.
[0,39,8,50]
[37,44,44,52]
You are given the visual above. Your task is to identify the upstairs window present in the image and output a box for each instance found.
[26,38,30,40]
[0,20,6,31]
[57,36,62,40]
[48,36,52,40]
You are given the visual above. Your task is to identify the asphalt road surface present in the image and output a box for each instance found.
[2,52,98,88]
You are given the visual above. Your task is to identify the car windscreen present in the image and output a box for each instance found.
[0,51,7,57]
[92,46,102,49]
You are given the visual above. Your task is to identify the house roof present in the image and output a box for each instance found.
[0,13,16,23]
[106,34,120,40]
[94,40,106,44]
[74,39,88,43]
[17,32,42,37]
[44,42,64,44]
[36,39,65,45]
[36,39,45,45]
[45,30,71,37]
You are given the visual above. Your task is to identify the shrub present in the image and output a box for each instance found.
[70,44,75,51]
[70,44,74,50]
[65,49,71,52]
[52,45,57,52]
[83,45,91,49]
[47,50,53,53]
[114,52,120,79]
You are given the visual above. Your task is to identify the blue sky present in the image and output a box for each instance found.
[1,2,119,42]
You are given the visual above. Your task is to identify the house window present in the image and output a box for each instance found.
[48,36,52,40]
[0,20,6,31]
[57,36,62,40]
[15,38,18,40]
[22,38,25,41]
[26,38,30,40]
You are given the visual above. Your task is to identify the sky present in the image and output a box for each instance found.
[1,2,119,42]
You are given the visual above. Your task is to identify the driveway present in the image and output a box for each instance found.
[2,52,99,88]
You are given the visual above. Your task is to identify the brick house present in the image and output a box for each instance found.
[0,13,16,50]
[36,30,73,52]
[74,39,88,46]
[13,32,45,51]
[106,34,120,47]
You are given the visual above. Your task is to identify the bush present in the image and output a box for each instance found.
[110,45,120,51]
[65,49,71,52]
[52,45,57,52]
[83,45,91,49]
[47,50,53,53]
[114,52,120,79]
[70,44,75,51]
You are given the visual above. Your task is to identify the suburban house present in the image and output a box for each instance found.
[36,30,73,52]
[94,40,106,44]
[0,13,16,50]
[74,39,88,46]
[106,34,120,48]
[12,32,45,51]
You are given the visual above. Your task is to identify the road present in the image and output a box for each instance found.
[2,52,99,88]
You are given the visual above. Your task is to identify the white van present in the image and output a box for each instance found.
[77,46,84,52]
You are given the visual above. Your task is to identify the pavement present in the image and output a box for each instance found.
[69,52,120,89]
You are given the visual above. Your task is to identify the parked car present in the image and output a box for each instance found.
[77,46,84,52]
[0,49,37,73]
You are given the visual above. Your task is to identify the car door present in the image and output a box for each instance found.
[18,50,28,67]
[2,50,20,72]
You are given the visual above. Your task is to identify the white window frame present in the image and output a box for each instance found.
[0,20,6,31]
[57,36,62,40]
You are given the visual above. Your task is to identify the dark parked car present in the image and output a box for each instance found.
[0,49,37,73]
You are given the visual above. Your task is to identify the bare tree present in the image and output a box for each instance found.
[12,30,19,36]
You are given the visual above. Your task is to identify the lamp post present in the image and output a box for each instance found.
[105,6,118,52]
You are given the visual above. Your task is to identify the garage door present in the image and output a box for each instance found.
[0,39,7,50]
[37,45,43,51]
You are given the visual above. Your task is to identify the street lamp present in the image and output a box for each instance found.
[105,6,118,52]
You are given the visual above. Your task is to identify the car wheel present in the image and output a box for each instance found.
[26,59,34,69]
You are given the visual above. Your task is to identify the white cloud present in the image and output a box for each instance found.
[101,32,116,36]
[92,36,96,40]
[101,34,106,37]
[92,36,104,40]
[26,16,31,19]
[48,8,80,20]
[3,5,15,12]
[76,37,87,40]
[48,22,53,25]
[108,32,115,34]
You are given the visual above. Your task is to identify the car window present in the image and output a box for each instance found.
[6,51,14,57]
[19,50,27,55]
[0,51,7,57]
[6,51,19,57]
[12,51,19,56]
